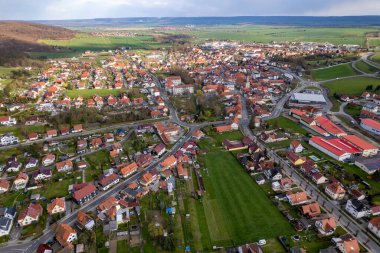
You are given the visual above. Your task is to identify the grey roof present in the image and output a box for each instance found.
[291,93,326,103]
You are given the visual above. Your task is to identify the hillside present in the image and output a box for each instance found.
[0,21,76,66]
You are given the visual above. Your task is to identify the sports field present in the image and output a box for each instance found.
[323,77,380,111]
[312,63,359,81]
[354,60,380,74]
[200,150,294,246]
[65,88,121,98]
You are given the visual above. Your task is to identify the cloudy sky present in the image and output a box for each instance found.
[1,0,380,20]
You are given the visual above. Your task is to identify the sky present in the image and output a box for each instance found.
[1,0,380,20]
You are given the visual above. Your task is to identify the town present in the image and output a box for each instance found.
[1,20,380,253]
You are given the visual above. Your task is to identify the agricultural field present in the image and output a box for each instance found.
[166,26,378,46]
[354,60,380,74]
[40,33,168,52]
[312,63,359,81]
[65,88,121,99]
[0,66,18,78]
[322,77,380,111]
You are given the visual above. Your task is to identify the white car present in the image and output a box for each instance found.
[258,239,267,246]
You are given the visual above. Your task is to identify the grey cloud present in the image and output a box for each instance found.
[0,0,379,20]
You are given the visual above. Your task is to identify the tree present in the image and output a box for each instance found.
[79,229,96,246]
[366,84,374,91]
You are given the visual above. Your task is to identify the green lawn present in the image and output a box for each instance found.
[31,177,77,200]
[201,151,294,246]
[65,88,121,99]
[370,54,380,63]
[198,130,243,151]
[117,239,128,253]
[355,60,380,74]
[312,63,359,81]
[344,103,362,117]
[322,77,380,111]
[267,116,308,135]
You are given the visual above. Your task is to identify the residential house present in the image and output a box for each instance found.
[159,155,177,171]
[25,157,38,169]
[77,211,95,230]
[289,140,304,153]
[56,223,77,249]
[47,198,66,215]
[177,163,188,180]
[33,167,53,182]
[46,129,58,138]
[0,133,19,146]
[90,138,102,150]
[18,203,43,227]
[72,124,83,133]
[140,172,157,186]
[287,192,308,205]
[72,183,98,205]
[136,153,153,168]
[301,202,321,218]
[325,182,346,200]
[345,199,370,219]
[0,207,16,237]
[98,173,120,191]
[152,143,166,157]
[368,217,380,238]
[287,152,306,166]
[56,160,73,172]
[28,132,38,141]
[0,179,10,194]
[335,235,359,253]
[264,168,282,181]
[42,154,55,166]
[13,172,29,190]
[120,162,138,178]
[0,116,16,126]
[315,217,337,236]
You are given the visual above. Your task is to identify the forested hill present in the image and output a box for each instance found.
[0,21,76,66]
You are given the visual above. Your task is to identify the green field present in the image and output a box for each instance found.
[354,60,380,74]
[65,88,121,99]
[169,26,378,46]
[267,116,308,135]
[370,54,380,63]
[0,67,18,78]
[200,151,294,246]
[40,33,168,52]
[322,77,380,111]
[312,63,359,81]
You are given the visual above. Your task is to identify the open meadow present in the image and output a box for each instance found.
[193,131,294,249]
[354,60,380,73]
[65,88,121,99]
[312,63,359,81]
[322,76,380,111]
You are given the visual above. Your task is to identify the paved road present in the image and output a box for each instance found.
[1,125,199,253]
[0,118,168,151]
[239,90,380,252]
